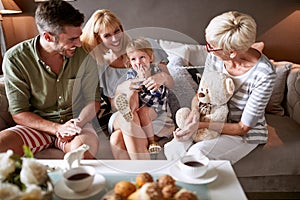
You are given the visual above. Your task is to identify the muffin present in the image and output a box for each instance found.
[174,188,199,200]
[138,182,163,200]
[114,181,137,198]
[161,184,180,199]
[157,174,176,189]
[136,172,154,188]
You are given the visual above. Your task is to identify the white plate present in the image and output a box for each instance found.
[169,164,218,184]
[54,174,106,199]
[100,189,115,200]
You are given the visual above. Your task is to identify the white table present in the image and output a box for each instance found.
[40,159,247,200]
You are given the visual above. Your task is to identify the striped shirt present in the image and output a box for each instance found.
[205,53,276,143]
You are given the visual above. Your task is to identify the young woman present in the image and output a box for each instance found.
[81,10,175,159]
[165,11,276,164]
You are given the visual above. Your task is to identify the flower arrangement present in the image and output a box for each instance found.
[0,146,53,200]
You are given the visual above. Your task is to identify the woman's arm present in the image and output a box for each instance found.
[143,63,174,93]
[198,121,251,136]
[174,111,251,141]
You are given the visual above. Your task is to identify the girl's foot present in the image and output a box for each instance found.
[148,142,162,154]
[115,94,133,122]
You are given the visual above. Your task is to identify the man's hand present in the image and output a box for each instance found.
[56,118,82,142]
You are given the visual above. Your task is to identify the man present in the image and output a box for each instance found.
[0,0,100,158]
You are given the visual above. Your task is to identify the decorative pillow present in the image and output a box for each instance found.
[265,61,292,116]
[167,56,199,118]
[186,44,207,66]
[159,40,190,66]
[285,63,300,124]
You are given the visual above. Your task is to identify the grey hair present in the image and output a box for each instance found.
[205,11,257,53]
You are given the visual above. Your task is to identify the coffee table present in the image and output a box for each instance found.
[40,159,247,200]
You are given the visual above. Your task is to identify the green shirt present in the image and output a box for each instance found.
[3,36,100,123]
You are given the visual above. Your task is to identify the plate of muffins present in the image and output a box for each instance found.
[101,172,199,200]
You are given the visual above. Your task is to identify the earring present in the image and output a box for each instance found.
[230,54,235,59]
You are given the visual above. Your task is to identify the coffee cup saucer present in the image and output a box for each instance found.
[54,173,106,199]
[169,164,218,184]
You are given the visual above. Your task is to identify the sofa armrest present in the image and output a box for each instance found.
[285,64,300,124]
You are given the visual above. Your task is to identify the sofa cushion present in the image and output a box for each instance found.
[186,44,207,66]
[159,40,190,66]
[167,56,198,119]
[167,56,199,107]
[265,61,292,116]
[285,63,300,124]
[233,114,300,177]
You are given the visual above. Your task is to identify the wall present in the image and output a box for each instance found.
[2,0,300,65]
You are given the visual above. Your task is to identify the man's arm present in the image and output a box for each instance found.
[12,112,59,135]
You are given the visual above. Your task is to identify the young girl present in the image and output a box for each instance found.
[115,38,169,154]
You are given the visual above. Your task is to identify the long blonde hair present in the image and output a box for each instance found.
[81,9,130,64]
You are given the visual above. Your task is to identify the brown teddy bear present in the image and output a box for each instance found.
[176,70,235,142]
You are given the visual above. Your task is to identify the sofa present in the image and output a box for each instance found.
[1,38,300,199]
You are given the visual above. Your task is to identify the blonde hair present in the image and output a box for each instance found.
[125,38,154,68]
[205,11,257,53]
[81,9,130,63]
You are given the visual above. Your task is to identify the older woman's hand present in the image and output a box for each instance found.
[174,111,200,142]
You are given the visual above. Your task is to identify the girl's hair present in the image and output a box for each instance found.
[125,38,154,68]
[81,9,130,63]
[35,0,84,36]
[205,11,257,53]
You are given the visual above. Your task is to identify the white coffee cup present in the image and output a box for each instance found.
[63,166,95,192]
[177,153,209,178]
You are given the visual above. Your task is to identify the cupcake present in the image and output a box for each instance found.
[114,181,136,198]
[161,184,180,199]
[138,182,163,200]
[136,172,154,188]
[156,174,176,189]
[174,188,199,200]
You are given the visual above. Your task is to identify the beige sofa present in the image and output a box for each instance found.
[1,39,300,198]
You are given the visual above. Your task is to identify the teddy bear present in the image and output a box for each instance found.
[175,70,235,142]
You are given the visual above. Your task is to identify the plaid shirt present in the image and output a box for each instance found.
[127,64,168,113]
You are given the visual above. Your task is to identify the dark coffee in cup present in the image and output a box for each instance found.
[184,161,204,167]
[68,173,90,181]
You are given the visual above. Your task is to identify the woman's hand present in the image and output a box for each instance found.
[56,118,82,142]
[174,111,200,141]
[143,73,165,93]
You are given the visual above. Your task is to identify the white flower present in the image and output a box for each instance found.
[20,158,48,186]
[0,182,21,200]
[0,150,16,181]
[20,185,43,200]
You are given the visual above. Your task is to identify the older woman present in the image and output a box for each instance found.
[81,9,175,159]
[165,11,276,164]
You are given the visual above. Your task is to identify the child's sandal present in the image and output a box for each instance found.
[115,94,133,122]
[148,142,162,154]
